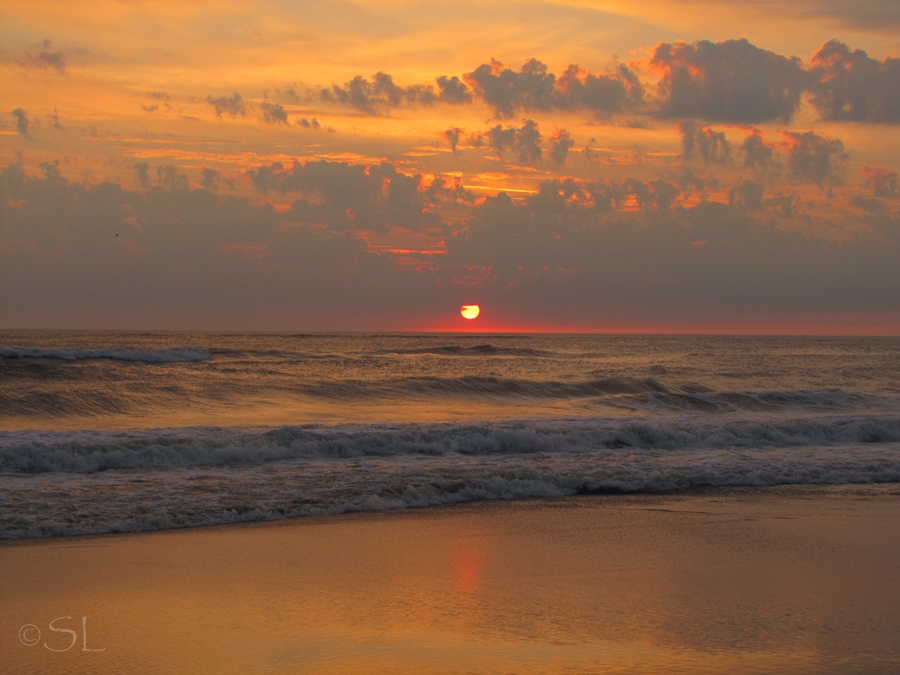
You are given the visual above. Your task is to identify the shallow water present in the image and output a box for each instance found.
[2,489,899,674]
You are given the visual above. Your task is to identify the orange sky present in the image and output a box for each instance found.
[1,0,899,333]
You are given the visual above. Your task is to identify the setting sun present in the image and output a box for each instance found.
[460,305,481,320]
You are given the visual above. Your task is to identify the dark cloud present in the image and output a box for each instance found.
[862,166,900,198]
[297,117,320,129]
[321,72,437,115]
[465,58,557,118]
[141,104,159,112]
[556,62,643,116]
[442,126,462,154]
[678,121,731,164]
[781,131,847,187]
[246,160,468,233]
[809,40,900,124]
[850,195,886,214]
[436,76,472,104]
[48,110,63,130]
[260,102,289,125]
[447,179,900,322]
[764,192,801,218]
[651,39,808,123]
[306,39,896,125]
[3,162,898,328]
[206,93,246,117]
[281,84,300,103]
[200,168,220,192]
[464,58,641,118]
[133,163,150,189]
[19,40,66,75]
[729,180,765,212]
[156,165,189,191]
[147,91,170,100]
[485,125,516,155]
[741,130,777,170]
[11,108,30,137]
[327,58,640,118]
[485,120,543,163]
[549,130,574,166]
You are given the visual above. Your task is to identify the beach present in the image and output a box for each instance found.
[3,485,899,674]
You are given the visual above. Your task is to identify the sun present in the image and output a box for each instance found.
[460,304,480,320]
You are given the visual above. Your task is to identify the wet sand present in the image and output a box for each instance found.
[2,485,899,674]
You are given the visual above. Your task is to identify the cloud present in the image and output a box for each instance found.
[484,120,543,163]
[555,62,643,115]
[246,159,468,233]
[740,130,777,170]
[326,59,641,118]
[200,168,220,192]
[678,121,731,164]
[809,40,900,123]
[47,110,63,130]
[260,101,289,125]
[781,131,847,187]
[729,180,765,211]
[19,40,66,75]
[446,179,900,322]
[133,163,150,189]
[156,165,189,191]
[464,58,642,118]
[436,76,472,104]
[549,130,574,166]
[302,40,896,125]
[11,108,30,137]
[206,93,246,117]
[321,72,438,115]
[442,126,462,154]
[850,195,886,215]
[862,165,900,198]
[2,162,898,329]
[297,117,320,129]
[651,39,808,123]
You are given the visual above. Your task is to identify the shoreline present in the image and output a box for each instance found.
[1,481,898,544]
[2,485,899,674]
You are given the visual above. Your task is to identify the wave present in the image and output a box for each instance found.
[2,422,899,538]
[379,344,555,357]
[299,376,672,400]
[0,346,212,363]
[3,416,900,474]
[300,376,889,411]
[610,388,885,413]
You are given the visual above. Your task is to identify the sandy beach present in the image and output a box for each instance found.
[2,485,899,674]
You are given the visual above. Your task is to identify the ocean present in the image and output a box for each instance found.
[2,331,899,539]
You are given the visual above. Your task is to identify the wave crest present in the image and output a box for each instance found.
[0,346,212,363]
[3,416,899,474]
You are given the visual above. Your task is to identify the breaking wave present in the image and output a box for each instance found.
[3,416,900,474]
[3,416,899,538]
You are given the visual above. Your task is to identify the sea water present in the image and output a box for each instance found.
[2,331,899,538]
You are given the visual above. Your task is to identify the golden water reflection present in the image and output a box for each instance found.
[2,488,899,674]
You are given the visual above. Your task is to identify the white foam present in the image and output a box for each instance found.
[3,416,899,474]
[1,442,898,539]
